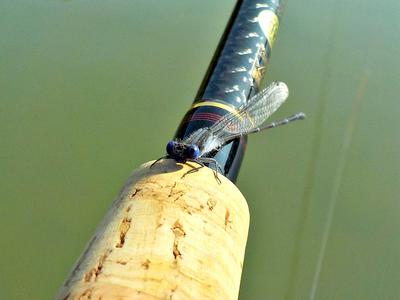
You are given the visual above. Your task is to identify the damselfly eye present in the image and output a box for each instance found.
[187,145,200,159]
[166,141,175,156]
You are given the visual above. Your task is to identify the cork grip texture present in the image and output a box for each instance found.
[56,159,250,300]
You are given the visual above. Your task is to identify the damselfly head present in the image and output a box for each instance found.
[166,140,200,160]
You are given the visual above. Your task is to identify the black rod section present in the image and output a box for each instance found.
[175,0,286,182]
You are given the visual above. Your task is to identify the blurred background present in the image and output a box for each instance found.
[1,0,399,299]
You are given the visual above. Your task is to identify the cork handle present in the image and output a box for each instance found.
[56,159,249,300]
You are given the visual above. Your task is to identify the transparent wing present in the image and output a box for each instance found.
[209,81,289,143]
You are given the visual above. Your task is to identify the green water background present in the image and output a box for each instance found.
[1,0,399,299]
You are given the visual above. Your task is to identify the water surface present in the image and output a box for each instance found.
[1,0,399,299]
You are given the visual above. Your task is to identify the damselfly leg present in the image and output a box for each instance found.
[180,159,206,179]
[197,157,223,184]
[150,156,168,168]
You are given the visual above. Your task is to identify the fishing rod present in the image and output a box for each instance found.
[56,1,298,299]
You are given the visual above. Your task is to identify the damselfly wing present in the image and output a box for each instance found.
[182,81,291,156]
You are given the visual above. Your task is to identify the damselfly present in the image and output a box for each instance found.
[152,81,305,182]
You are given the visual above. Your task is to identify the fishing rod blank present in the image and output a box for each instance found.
[176,0,287,182]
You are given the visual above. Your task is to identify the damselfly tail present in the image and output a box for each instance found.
[249,112,306,134]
